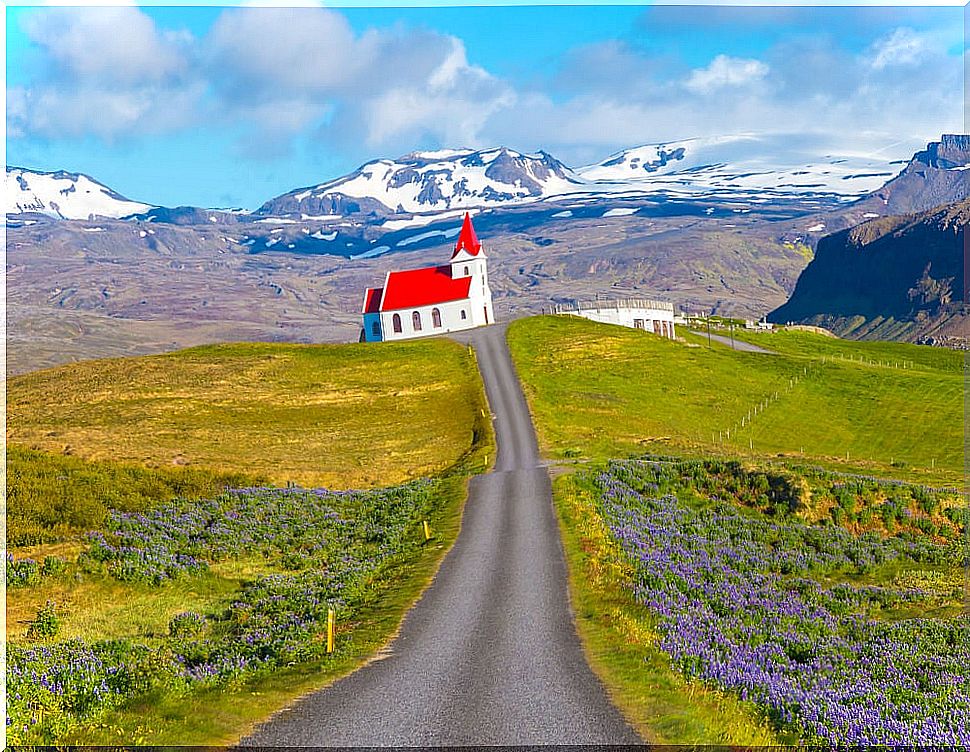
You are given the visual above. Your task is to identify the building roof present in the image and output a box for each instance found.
[380,265,472,311]
[362,287,383,314]
[451,212,482,259]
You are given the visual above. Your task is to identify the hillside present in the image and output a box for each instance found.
[7,339,485,490]
[508,316,962,485]
[6,337,491,745]
[768,200,968,343]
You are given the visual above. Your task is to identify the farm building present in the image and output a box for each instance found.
[554,299,677,339]
[361,213,495,342]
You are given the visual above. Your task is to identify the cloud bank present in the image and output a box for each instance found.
[7,5,964,164]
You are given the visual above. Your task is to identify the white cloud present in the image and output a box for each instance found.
[870,27,931,69]
[686,55,769,94]
[22,6,188,85]
[358,38,514,149]
[9,6,200,139]
[8,5,963,166]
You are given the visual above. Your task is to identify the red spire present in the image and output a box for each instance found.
[452,212,482,258]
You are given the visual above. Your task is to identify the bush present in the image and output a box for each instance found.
[41,555,68,577]
[168,611,207,638]
[27,601,61,639]
[7,554,41,588]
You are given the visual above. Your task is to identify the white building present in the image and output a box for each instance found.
[361,213,495,342]
[554,298,677,339]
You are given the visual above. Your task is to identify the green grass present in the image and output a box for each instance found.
[508,316,962,485]
[6,446,261,546]
[8,339,483,491]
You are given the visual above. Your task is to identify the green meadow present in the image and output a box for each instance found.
[507,316,963,485]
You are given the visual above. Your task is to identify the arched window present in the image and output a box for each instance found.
[392,313,402,333]
[464,265,469,276]
[412,311,422,331]
[371,321,381,338]
[432,308,442,328]
[460,310,467,320]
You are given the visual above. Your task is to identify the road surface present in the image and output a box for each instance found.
[690,330,775,353]
[243,323,640,746]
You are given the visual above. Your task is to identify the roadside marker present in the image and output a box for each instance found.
[327,608,335,654]
[423,520,432,541]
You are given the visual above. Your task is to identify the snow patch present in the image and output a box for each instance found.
[551,210,573,218]
[602,207,638,217]
[396,227,462,247]
[351,245,392,260]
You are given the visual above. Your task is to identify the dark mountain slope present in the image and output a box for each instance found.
[769,200,968,343]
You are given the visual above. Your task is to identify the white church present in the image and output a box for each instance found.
[361,213,495,342]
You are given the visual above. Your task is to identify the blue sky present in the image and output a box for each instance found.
[5,3,965,209]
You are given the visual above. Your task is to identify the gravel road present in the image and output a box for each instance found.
[242,323,640,745]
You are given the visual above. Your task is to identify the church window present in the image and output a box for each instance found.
[392,314,402,333]
[464,265,469,276]
[372,321,381,338]
[413,311,422,331]
[432,308,442,328]
[460,310,467,320]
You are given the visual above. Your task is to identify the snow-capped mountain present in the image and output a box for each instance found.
[6,167,154,220]
[257,147,583,217]
[256,136,909,221]
[578,134,902,198]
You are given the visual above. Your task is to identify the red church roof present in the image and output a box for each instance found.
[362,287,383,314]
[451,212,482,259]
[380,265,472,311]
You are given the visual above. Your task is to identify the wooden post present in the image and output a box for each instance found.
[327,608,335,654]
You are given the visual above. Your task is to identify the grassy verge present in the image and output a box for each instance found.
[554,472,782,744]
[69,469,481,745]
[508,316,961,486]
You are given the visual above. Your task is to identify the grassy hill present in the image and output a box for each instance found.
[8,339,483,490]
[6,337,491,745]
[508,316,962,485]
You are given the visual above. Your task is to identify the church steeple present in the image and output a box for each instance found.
[451,212,482,259]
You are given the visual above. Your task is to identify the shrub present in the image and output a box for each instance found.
[27,601,61,639]
[41,555,68,577]
[168,611,207,638]
[7,554,41,588]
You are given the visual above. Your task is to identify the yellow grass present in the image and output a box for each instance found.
[8,339,483,489]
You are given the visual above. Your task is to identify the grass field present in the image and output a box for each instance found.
[509,315,966,743]
[8,339,484,491]
[508,316,963,485]
[6,336,493,744]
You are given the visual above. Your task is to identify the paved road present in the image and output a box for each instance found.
[243,323,640,746]
[690,330,775,353]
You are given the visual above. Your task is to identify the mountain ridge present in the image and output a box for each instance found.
[13,133,955,222]
[769,198,969,343]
